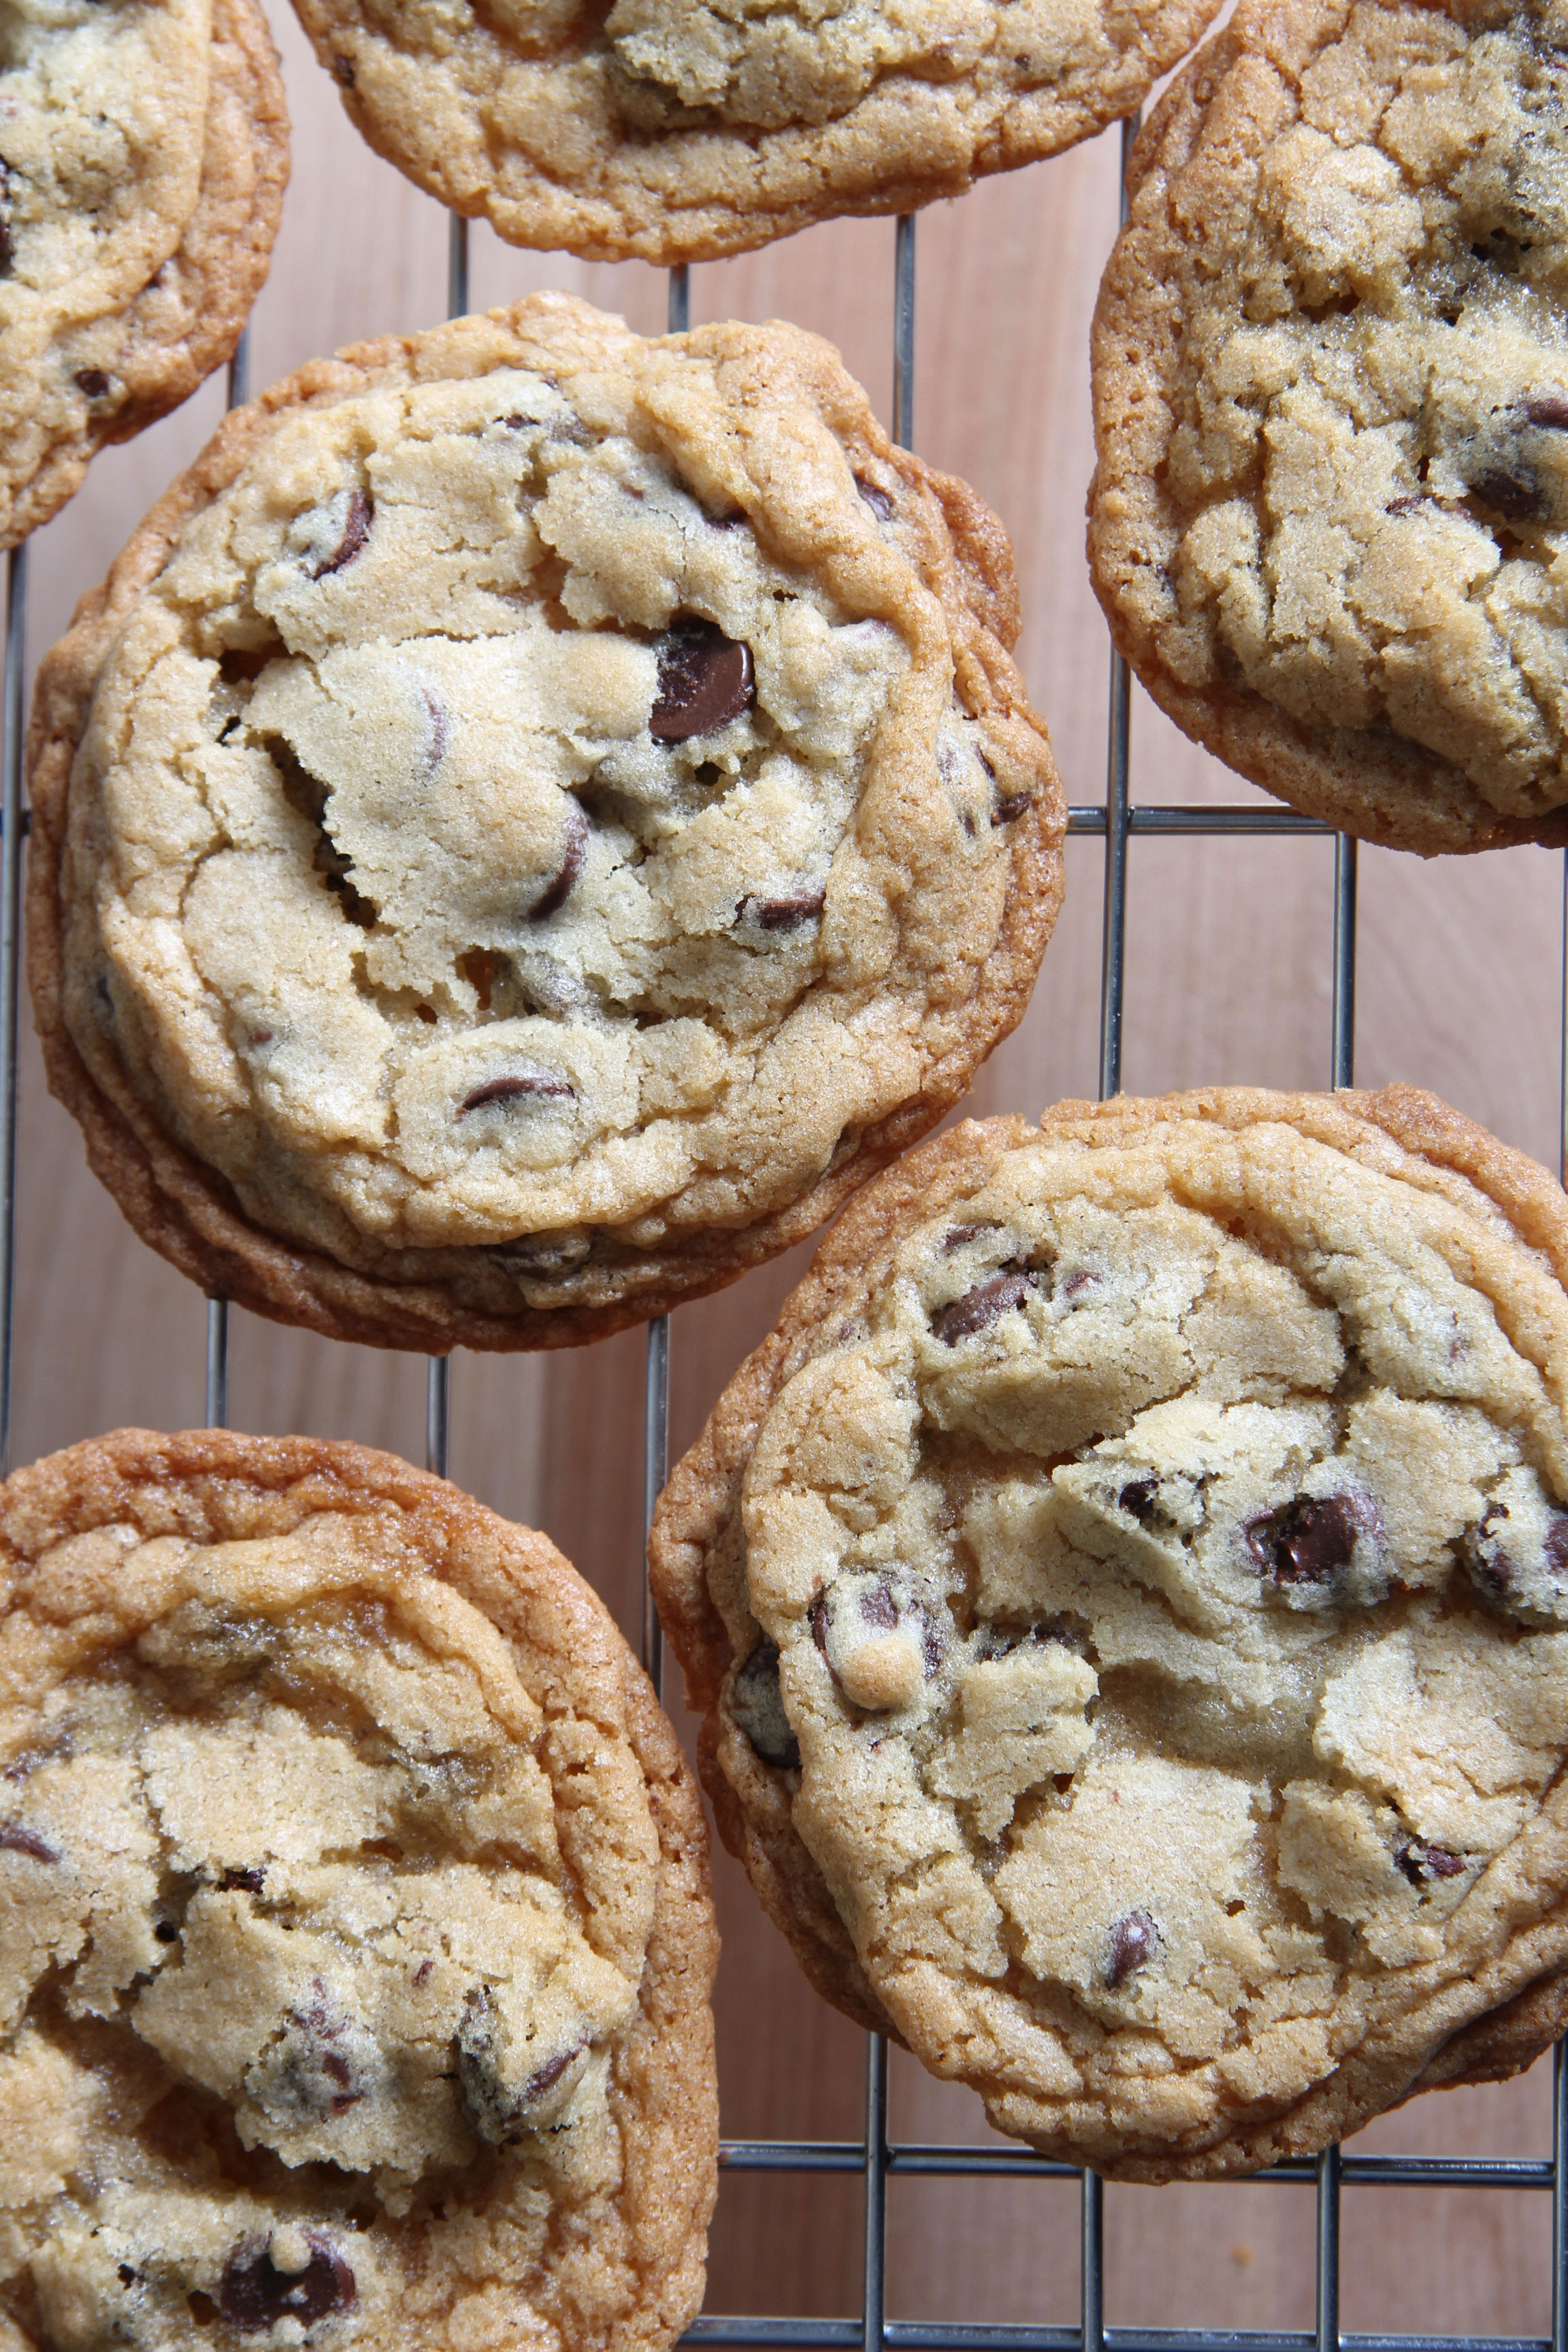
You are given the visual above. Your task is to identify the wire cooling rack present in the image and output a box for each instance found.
[2,105,1567,2352]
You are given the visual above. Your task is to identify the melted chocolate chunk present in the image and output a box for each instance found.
[1245,1492,1378,1586]
[74,369,111,400]
[1473,467,1543,522]
[456,1987,585,2142]
[855,476,895,521]
[859,1585,899,1631]
[220,1865,265,1893]
[741,889,826,932]
[1117,1478,1158,1524]
[1525,394,1568,430]
[808,1591,831,1653]
[0,167,13,279]
[457,1071,574,1116]
[527,801,587,921]
[1060,1269,1099,1301]
[219,2238,356,2334]
[934,1268,1032,1344]
[731,1636,800,1769]
[522,2044,583,2104]
[651,622,755,742]
[330,50,355,84]
[0,1821,59,1862]
[308,489,373,582]
[991,791,1032,826]
[1107,1908,1158,1988]
[1396,1838,1467,1887]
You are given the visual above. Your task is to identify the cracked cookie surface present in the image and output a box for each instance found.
[650,1087,1568,2178]
[0,0,288,551]
[27,293,1064,1352]
[0,1426,717,2352]
[287,0,1218,265]
[1088,0,1568,853]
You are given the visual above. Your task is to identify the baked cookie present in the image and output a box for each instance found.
[650,1086,1568,2178]
[0,0,288,552]
[27,294,1064,1352]
[1088,0,1568,855]
[0,1426,717,2352]
[287,0,1219,265]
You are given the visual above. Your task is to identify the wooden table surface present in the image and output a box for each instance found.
[13,6,1565,2333]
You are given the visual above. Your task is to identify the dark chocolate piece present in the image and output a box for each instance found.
[651,622,755,742]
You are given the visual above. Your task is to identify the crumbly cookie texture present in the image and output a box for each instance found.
[0,1427,717,2352]
[27,293,1064,1352]
[0,0,288,551]
[287,0,1218,265]
[1088,0,1568,855]
[651,1086,1568,2178]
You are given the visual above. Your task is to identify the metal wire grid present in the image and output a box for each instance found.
[0,107,1563,2352]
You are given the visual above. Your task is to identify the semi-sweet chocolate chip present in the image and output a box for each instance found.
[1244,1492,1380,1587]
[308,488,373,582]
[457,1071,574,1116]
[934,1268,1032,1344]
[219,2236,357,2333]
[527,802,588,921]
[855,477,894,521]
[1396,1838,1467,1887]
[730,1637,800,1769]
[650,622,755,742]
[1106,1908,1158,1987]
[0,1821,58,1861]
[740,889,826,932]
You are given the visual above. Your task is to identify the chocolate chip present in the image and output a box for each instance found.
[808,1591,831,1654]
[855,476,894,520]
[0,174,12,279]
[1118,1478,1158,1524]
[154,1921,180,1944]
[1245,1492,1379,1586]
[413,1958,434,1987]
[651,622,754,742]
[330,51,355,84]
[117,2266,139,2289]
[1526,394,1568,430]
[218,642,278,686]
[457,1071,574,1116]
[1385,495,1431,516]
[220,1866,265,1893]
[1107,1908,1158,1987]
[0,1823,59,1862]
[455,1987,585,2143]
[859,1585,898,1631]
[219,2238,357,2334]
[730,1637,800,1769]
[991,791,1032,826]
[527,802,587,921]
[943,1223,983,1250]
[1060,1269,1099,1301]
[1396,1838,1467,1886]
[308,489,372,581]
[73,368,111,400]
[1473,467,1543,522]
[934,1269,1032,1344]
[739,889,826,932]
[522,2046,581,2104]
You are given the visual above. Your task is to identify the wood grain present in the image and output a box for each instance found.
[10,4,1564,2333]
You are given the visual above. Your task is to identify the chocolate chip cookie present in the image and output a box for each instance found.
[287,0,1218,265]
[27,294,1064,1352]
[0,0,288,551]
[651,1087,1568,2178]
[1088,0,1568,855]
[0,1426,717,2351]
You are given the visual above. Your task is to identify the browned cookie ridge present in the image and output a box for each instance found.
[0,0,288,551]
[0,1426,717,2352]
[651,1088,1568,2178]
[27,294,1064,1352]
[287,0,1220,265]
[1089,0,1568,855]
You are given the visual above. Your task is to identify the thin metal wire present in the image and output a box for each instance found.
[1098,110,1140,1107]
[426,1356,449,1479]
[448,215,470,319]
[205,1299,229,1429]
[892,218,915,450]
[864,2037,888,2352]
[227,327,250,411]
[1316,2142,1341,2352]
[642,1313,669,1687]
[1554,2043,1568,2352]
[1069,805,1331,837]
[669,265,691,334]
[0,542,24,1475]
[716,2140,1556,2187]
[685,2325,1551,2352]
[1331,835,1357,1089]
[1081,2170,1105,2352]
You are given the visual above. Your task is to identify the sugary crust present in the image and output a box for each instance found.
[649,1085,1568,2174]
[1,0,289,552]
[288,0,1219,267]
[26,297,1064,1353]
[0,1425,718,2351]
[1086,0,1568,858]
